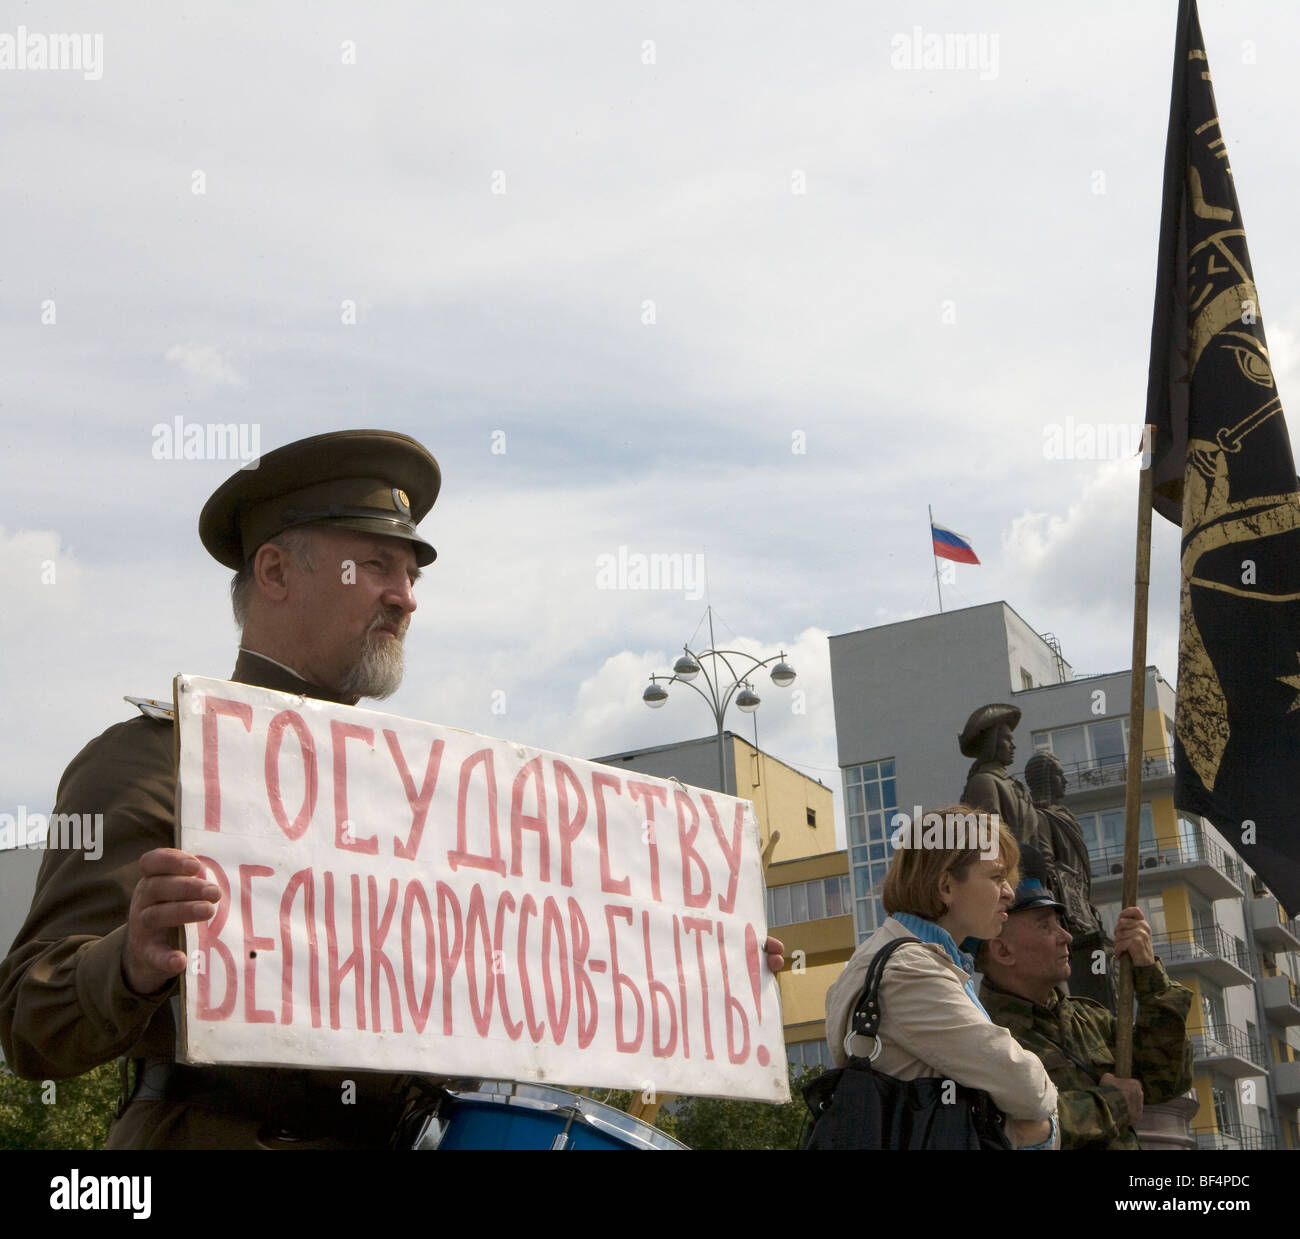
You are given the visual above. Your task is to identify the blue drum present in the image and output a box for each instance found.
[413,1081,688,1150]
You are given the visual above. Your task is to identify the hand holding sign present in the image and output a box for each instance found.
[764,936,784,973]
[124,848,220,996]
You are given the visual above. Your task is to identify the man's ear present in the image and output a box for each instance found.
[252,541,293,601]
[986,934,1014,967]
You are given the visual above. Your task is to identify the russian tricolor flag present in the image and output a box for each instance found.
[931,521,980,565]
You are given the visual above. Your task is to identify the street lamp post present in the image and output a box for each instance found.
[641,607,796,793]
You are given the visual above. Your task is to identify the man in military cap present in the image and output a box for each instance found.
[1,429,786,1149]
[976,857,1193,1150]
[0,431,443,1148]
[958,703,1038,844]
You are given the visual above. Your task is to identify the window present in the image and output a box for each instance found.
[806,808,816,827]
[1020,668,1033,690]
[1032,718,1132,771]
[1202,987,1227,1038]
[1211,1082,1238,1131]
[789,883,808,924]
[787,1041,832,1072]
[825,875,846,918]
[1078,804,1155,858]
[844,759,899,942]
[772,885,791,925]
[765,875,851,927]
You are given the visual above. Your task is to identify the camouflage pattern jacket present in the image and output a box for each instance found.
[979,961,1194,1150]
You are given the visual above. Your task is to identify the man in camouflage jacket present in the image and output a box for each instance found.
[977,879,1193,1150]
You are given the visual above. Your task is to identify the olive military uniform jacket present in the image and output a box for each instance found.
[979,960,1194,1150]
[0,651,426,1149]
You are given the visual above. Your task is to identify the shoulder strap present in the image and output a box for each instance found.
[850,936,922,1040]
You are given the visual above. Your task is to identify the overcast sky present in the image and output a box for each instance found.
[4,0,1299,849]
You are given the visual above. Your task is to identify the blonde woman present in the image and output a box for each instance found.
[823,807,1058,1149]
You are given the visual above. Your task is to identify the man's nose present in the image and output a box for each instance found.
[384,573,418,614]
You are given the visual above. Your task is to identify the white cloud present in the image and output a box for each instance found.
[163,344,245,388]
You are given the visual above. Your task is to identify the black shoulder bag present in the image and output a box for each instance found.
[802,936,1011,1149]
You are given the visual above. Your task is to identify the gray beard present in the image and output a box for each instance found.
[337,630,405,700]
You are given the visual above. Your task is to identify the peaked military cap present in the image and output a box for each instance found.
[958,703,1022,757]
[199,430,441,569]
[1008,843,1067,914]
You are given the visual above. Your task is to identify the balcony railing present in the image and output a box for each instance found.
[1152,925,1252,976]
[1087,831,1245,891]
[1194,1122,1277,1151]
[1021,747,1173,794]
[1188,1022,1268,1070]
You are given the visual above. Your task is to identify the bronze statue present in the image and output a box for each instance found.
[958,703,1038,842]
[1024,752,1114,1009]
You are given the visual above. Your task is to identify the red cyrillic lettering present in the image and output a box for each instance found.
[628,781,667,902]
[592,771,630,896]
[332,721,378,853]
[279,866,320,1027]
[516,894,545,1042]
[683,916,715,1060]
[202,696,253,832]
[325,871,366,1031]
[542,895,570,1042]
[240,864,276,1024]
[606,905,644,1053]
[465,884,495,1035]
[435,881,463,1035]
[367,876,402,1033]
[675,790,711,908]
[264,710,318,841]
[509,757,550,882]
[569,897,598,1049]
[401,879,437,1034]
[554,760,587,887]
[448,748,506,876]
[493,891,522,1040]
[386,731,445,860]
[703,795,745,914]
[717,923,750,1064]
[195,855,236,1019]
[644,910,677,1057]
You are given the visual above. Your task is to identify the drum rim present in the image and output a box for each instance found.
[439,1080,689,1150]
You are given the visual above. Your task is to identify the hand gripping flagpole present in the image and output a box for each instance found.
[1115,426,1156,1076]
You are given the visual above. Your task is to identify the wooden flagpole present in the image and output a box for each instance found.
[1115,426,1156,1075]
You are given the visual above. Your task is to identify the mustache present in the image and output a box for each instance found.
[367,609,409,639]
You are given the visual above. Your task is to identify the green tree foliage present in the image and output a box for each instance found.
[606,1063,822,1151]
[0,1060,119,1150]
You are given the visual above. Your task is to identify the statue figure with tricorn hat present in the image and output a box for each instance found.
[958,703,1039,844]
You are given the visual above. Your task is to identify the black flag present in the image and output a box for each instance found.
[1146,0,1300,915]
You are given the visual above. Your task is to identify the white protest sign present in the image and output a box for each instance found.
[174,675,788,1102]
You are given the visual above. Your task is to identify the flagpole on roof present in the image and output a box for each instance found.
[1115,427,1156,1076]
[929,504,943,613]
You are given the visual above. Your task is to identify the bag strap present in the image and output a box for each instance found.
[848,935,921,1048]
